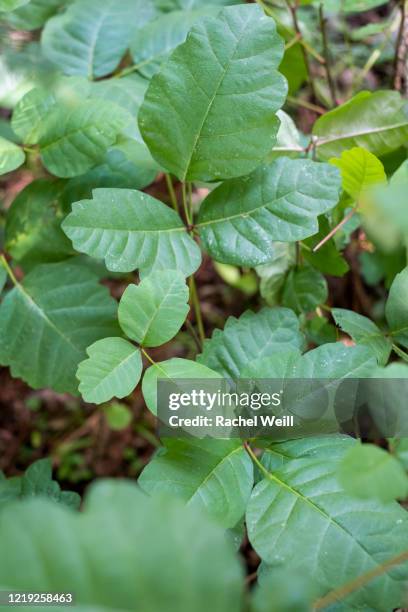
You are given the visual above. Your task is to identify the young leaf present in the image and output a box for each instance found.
[314,91,408,160]
[142,358,221,415]
[332,308,392,365]
[282,265,328,314]
[139,4,287,182]
[139,438,253,528]
[41,0,156,79]
[0,261,118,394]
[130,8,219,79]
[77,338,142,405]
[11,87,56,144]
[0,481,244,612]
[103,402,132,431]
[38,100,131,177]
[0,136,25,175]
[330,146,386,200]
[246,438,408,610]
[338,443,408,502]
[197,307,304,378]
[385,267,408,349]
[118,271,189,347]
[197,158,341,266]
[62,188,201,276]
[256,243,296,307]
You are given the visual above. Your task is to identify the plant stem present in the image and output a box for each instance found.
[243,441,271,480]
[189,276,205,345]
[285,0,318,101]
[141,347,156,367]
[0,254,18,287]
[312,209,356,252]
[393,0,408,91]
[286,95,326,115]
[313,549,408,610]
[185,319,203,352]
[392,343,408,362]
[319,3,337,107]
[181,182,192,226]
[165,174,178,212]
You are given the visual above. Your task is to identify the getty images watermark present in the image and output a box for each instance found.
[156,377,408,440]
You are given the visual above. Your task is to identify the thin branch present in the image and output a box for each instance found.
[392,343,408,362]
[319,3,337,107]
[313,549,408,610]
[393,0,408,91]
[285,0,318,101]
[312,209,356,252]
[286,95,326,115]
[181,182,192,226]
[0,254,18,287]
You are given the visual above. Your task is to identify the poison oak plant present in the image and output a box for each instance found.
[1,0,408,610]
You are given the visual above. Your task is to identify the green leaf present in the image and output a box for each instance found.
[338,443,408,502]
[5,179,73,267]
[11,87,56,145]
[246,437,408,609]
[389,438,408,471]
[118,271,189,347]
[142,358,222,415]
[302,217,349,277]
[305,315,337,346]
[314,91,408,161]
[0,261,118,394]
[62,188,201,276]
[0,481,243,612]
[155,0,241,9]
[330,146,386,200]
[332,308,392,365]
[38,99,130,178]
[386,267,408,349]
[0,459,80,511]
[139,5,287,182]
[270,110,303,157]
[292,342,376,378]
[130,9,219,80]
[2,0,63,30]
[0,0,29,12]
[0,267,6,296]
[282,265,328,314]
[0,136,25,175]
[103,402,132,431]
[139,438,253,528]
[41,0,155,79]
[197,158,341,266]
[197,307,304,378]
[77,338,142,405]
[252,567,313,612]
[256,243,295,307]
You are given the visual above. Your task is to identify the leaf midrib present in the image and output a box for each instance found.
[316,121,408,147]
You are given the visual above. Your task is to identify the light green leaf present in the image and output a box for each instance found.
[139,4,287,182]
[142,358,221,415]
[0,481,243,612]
[197,158,341,266]
[338,443,408,502]
[130,9,219,79]
[330,146,386,199]
[0,136,25,175]
[38,99,130,177]
[270,110,303,157]
[118,271,189,347]
[11,87,56,145]
[5,179,73,267]
[252,567,313,612]
[0,459,80,511]
[155,0,241,9]
[389,438,408,471]
[332,308,391,365]
[139,438,253,528]
[314,91,408,161]
[246,437,408,609]
[0,0,29,12]
[386,267,408,349]
[62,188,201,276]
[0,261,118,394]
[41,0,155,79]
[292,342,376,378]
[282,265,328,314]
[77,338,142,405]
[197,307,304,378]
